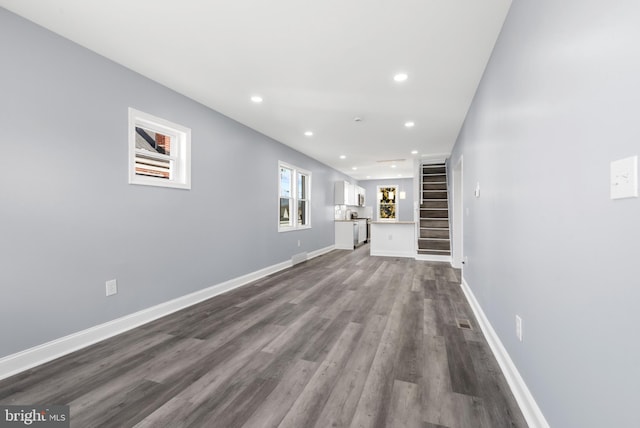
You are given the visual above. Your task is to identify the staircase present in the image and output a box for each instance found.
[417,163,451,257]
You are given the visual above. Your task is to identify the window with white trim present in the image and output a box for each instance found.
[279,161,311,231]
[377,185,398,221]
[128,108,191,189]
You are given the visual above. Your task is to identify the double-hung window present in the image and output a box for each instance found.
[279,161,311,231]
[128,108,191,189]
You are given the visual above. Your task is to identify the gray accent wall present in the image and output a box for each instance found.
[359,178,415,222]
[450,1,640,426]
[0,9,352,359]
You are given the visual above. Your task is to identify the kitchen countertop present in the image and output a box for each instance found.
[335,218,370,222]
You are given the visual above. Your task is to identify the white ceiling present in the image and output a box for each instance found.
[0,0,511,180]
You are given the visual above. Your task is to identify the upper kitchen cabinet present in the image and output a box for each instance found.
[335,181,366,206]
[335,181,355,206]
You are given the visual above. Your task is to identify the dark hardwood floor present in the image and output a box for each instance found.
[0,246,527,428]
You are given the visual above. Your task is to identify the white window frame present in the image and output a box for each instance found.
[278,161,311,232]
[128,108,191,190]
[377,184,398,222]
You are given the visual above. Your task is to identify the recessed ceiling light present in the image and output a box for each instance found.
[394,73,408,82]
[391,164,397,168]
[405,121,415,128]
[352,167,358,171]
[339,155,346,159]
[411,150,418,154]
[366,176,371,179]
[250,95,263,103]
[304,131,313,137]
[397,174,402,177]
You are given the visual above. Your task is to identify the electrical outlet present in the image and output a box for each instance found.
[388,234,393,240]
[106,279,118,296]
[297,240,301,247]
[610,155,638,199]
[515,315,523,342]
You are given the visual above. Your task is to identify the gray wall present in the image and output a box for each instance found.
[0,8,352,359]
[359,178,415,222]
[450,1,640,426]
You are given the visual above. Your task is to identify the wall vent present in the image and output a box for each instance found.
[456,318,473,330]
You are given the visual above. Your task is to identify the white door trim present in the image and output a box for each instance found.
[451,156,464,268]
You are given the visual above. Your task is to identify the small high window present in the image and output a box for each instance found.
[128,108,191,189]
[279,161,311,231]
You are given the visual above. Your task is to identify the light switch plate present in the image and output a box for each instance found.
[611,156,638,199]
[106,279,118,296]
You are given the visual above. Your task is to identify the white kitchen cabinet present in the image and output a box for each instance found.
[335,221,356,249]
[334,181,346,205]
[347,183,356,205]
[335,219,368,250]
[335,181,357,206]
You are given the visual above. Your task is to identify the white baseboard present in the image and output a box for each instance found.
[0,245,334,381]
[291,251,308,265]
[460,278,550,428]
[414,254,452,263]
[370,250,416,258]
[307,245,334,260]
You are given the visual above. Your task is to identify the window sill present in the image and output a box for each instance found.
[129,176,191,190]
[278,225,312,233]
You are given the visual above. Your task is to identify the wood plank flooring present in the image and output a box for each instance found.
[0,246,527,428]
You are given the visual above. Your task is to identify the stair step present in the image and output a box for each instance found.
[422,183,447,191]
[422,175,446,183]
[420,219,449,228]
[420,209,449,219]
[422,165,446,175]
[420,229,450,239]
[418,239,451,251]
[421,200,448,209]
[417,249,452,256]
[422,191,448,199]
